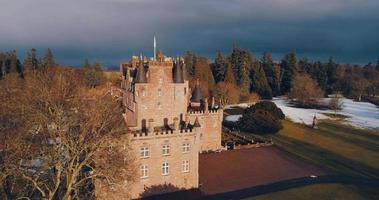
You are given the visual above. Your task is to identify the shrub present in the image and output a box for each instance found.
[248,101,285,119]
[238,109,282,134]
[237,101,284,134]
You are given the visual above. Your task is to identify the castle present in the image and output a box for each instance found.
[119,47,223,199]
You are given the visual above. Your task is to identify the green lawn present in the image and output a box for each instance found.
[245,183,379,200]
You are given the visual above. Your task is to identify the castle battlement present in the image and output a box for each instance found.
[131,127,198,139]
[187,108,222,115]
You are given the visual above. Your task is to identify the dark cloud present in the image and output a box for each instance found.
[0,0,378,66]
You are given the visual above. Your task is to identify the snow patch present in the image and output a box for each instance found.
[273,97,379,129]
[224,114,242,122]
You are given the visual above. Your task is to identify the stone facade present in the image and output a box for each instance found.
[120,52,223,199]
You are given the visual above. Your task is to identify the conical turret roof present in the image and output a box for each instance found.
[190,79,202,103]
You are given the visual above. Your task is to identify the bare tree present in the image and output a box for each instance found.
[329,93,343,115]
[288,73,324,108]
[213,81,240,106]
[0,68,135,200]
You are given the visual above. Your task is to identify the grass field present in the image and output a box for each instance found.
[245,183,379,200]
[223,107,379,199]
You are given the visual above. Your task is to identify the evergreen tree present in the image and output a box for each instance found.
[229,47,252,95]
[314,61,328,91]
[8,51,19,74]
[43,48,56,69]
[376,60,379,71]
[184,51,195,78]
[23,48,39,72]
[262,52,280,96]
[212,51,228,83]
[298,57,312,74]
[280,51,298,94]
[325,57,338,93]
[83,59,104,88]
[224,64,236,85]
[250,61,272,99]
[0,53,4,79]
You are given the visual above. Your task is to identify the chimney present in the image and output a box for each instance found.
[173,117,179,130]
[211,96,215,108]
[204,98,209,112]
[148,119,155,133]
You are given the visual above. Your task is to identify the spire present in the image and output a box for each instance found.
[154,36,156,61]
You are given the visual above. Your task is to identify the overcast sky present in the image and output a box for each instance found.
[1,0,378,66]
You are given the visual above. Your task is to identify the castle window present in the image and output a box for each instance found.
[157,102,162,109]
[162,144,170,156]
[162,162,169,175]
[140,147,149,158]
[182,160,190,173]
[182,143,190,153]
[159,77,163,84]
[184,87,187,95]
[140,165,148,178]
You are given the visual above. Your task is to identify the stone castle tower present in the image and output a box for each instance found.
[119,49,223,199]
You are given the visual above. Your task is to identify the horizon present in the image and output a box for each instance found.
[1,0,378,66]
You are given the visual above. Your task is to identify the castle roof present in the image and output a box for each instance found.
[191,80,202,103]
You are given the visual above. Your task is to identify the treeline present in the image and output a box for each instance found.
[0,48,57,79]
[0,48,106,88]
[184,47,379,104]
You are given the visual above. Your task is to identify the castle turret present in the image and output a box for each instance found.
[173,61,184,83]
[190,79,202,108]
[135,61,147,83]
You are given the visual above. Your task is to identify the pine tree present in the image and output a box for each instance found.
[0,53,4,79]
[23,48,39,72]
[280,51,298,94]
[262,52,280,96]
[314,61,328,91]
[224,64,236,85]
[325,57,338,93]
[8,51,19,74]
[229,47,252,95]
[250,61,272,99]
[43,48,56,69]
[212,51,228,83]
[184,51,195,78]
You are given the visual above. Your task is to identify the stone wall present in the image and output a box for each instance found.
[129,128,200,199]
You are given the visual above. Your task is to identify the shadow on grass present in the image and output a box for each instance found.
[273,135,379,178]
